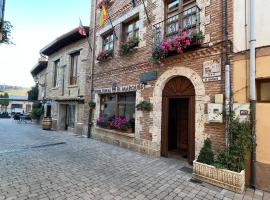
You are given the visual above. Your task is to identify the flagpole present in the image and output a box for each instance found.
[141,0,150,24]
[79,18,92,52]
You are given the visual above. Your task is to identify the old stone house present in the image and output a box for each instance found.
[86,0,233,165]
[31,60,48,102]
[40,27,90,134]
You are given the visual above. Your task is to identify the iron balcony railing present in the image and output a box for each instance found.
[153,5,201,46]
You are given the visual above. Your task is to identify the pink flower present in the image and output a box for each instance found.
[185,40,190,45]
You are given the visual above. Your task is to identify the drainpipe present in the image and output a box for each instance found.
[87,0,97,138]
[223,0,231,148]
[249,0,256,188]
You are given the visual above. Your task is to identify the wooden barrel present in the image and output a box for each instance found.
[42,117,52,130]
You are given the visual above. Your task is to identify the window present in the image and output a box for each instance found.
[124,17,139,42]
[257,79,270,102]
[164,0,196,36]
[100,93,136,121]
[103,32,114,51]
[70,52,80,85]
[53,59,60,87]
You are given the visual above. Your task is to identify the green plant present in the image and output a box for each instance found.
[119,37,139,55]
[216,118,252,172]
[28,84,39,101]
[136,100,153,111]
[31,101,44,120]
[0,21,13,44]
[88,101,96,109]
[197,116,252,172]
[197,138,214,165]
[120,123,131,131]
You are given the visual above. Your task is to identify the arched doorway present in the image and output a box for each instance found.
[161,76,195,164]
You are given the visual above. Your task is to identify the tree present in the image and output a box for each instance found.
[0,20,13,44]
[28,85,39,101]
[0,92,9,112]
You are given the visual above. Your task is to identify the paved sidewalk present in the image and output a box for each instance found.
[0,119,269,200]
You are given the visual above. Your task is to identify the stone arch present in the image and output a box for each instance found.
[149,66,209,157]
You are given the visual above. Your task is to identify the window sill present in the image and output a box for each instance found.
[95,127,135,138]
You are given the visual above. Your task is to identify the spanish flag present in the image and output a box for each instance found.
[99,0,108,27]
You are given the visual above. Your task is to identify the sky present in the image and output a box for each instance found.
[0,0,90,87]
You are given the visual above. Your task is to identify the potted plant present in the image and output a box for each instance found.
[97,50,113,62]
[136,100,153,111]
[152,29,204,66]
[96,114,109,128]
[119,37,139,55]
[193,118,252,193]
[120,122,133,133]
[88,100,96,109]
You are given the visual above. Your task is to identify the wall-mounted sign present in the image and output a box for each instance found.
[95,83,145,94]
[208,103,223,123]
[139,71,157,83]
[233,103,250,122]
[203,59,221,82]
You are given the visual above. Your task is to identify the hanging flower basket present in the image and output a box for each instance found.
[136,100,153,111]
[152,30,204,66]
[119,37,140,56]
[97,50,113,62]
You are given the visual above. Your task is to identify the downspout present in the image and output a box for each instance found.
[223,0,231,148]
[249,0,256,188]
[87,0,97,138]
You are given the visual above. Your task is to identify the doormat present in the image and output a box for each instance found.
[178,166,193,174]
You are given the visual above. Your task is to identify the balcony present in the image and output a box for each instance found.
[153,5,201,47]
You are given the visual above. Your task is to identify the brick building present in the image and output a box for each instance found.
[39,26,90,134]
[86,0,233,165]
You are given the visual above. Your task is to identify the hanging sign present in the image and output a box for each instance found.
[203,59,221,82]
[95,83,145,94]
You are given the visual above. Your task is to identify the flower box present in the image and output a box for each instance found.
[193,160,245,193]
[97,50,113,62]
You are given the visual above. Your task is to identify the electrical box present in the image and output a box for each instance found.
[215,94,224,104]
[233,103,250,122]
[208,103,223,123]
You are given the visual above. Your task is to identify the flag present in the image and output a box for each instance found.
[78,19,86,36]
[131,0,136,8]
[99,0,108,27]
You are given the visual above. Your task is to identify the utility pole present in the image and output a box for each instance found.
[249,0,256,188]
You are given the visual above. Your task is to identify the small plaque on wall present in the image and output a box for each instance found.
[203,59,221,82]
[208,103,223,123]
[139,71,157,83]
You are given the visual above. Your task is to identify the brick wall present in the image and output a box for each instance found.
[87,0,234,154]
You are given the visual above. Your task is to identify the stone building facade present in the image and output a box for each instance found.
[86,0,233,164]
[31,60,48,101]
[40,27,90,134]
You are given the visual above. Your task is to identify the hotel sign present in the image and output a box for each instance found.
[203,59,221,82]
[95,83,145,94]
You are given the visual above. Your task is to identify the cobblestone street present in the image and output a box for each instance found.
[0,119,269,200]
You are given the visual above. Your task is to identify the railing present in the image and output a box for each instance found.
[153,5,201,46]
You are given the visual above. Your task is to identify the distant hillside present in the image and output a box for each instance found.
[0,85,30,97]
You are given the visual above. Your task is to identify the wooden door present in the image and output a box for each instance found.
[161,97,169,156]
[188,96,195,164]
[162,76,195,164]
